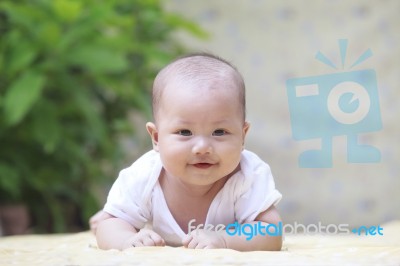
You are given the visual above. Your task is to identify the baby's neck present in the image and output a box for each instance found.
[161,169,228,198]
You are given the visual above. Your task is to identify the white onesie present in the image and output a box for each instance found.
[103,149,282,246]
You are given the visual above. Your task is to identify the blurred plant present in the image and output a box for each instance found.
[0,0,206,233]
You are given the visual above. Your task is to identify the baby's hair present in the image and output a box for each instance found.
[151,52,246,122]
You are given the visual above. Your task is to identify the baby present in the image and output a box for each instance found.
[94,53,282,251]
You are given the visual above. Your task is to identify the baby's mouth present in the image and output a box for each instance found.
[193,163,213,169]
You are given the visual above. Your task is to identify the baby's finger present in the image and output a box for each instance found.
[186,236,200,249]
[131,240,144,247]
[182,234,193,247]
[149,232,165,246]
[142,237,157,247]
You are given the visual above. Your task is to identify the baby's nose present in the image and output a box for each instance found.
[192,137,213,155]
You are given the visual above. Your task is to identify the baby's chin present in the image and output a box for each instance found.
[183,173,232,187]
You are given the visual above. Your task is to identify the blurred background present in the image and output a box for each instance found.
[1,0,399,235]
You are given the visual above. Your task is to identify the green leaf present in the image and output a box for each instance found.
[52,0,83,22]
[8,42,37,75]
[31,102,61,154]
[37,22,61,47]
[0,3,32,31]
[67,46,128,73]
[73,89,107,143]
[3,71,46,126]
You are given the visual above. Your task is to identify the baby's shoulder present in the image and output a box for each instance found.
[117,150,162,190]
[240,149,272,175]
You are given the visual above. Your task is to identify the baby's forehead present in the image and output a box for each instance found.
[160,80,244,121]
[160,76,241,109]
[152,54,246,121]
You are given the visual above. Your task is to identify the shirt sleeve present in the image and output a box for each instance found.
[103,151,161,230]
[234,150,282,224]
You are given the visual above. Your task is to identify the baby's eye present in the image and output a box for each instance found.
[213,129,227,136]
[178,129,192,136]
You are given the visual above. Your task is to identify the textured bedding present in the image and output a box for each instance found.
[1,221,399,265]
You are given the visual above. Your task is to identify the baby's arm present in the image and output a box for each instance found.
[96,216,165,250]
[224,205,282,251]
[182,205,282,251]
[89,210,113,234]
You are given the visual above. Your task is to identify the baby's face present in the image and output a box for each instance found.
[148,80,249,187]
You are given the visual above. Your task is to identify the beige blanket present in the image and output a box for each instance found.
[1,221,399,265]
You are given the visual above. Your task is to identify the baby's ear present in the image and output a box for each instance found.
[146,122,159,151]
[243,121,250,135]
[242,121,250,148]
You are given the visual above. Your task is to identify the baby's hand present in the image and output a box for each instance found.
[126,228,165,248]
[182,229,227,249]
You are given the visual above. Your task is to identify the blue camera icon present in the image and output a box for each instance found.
[286,69,382,168]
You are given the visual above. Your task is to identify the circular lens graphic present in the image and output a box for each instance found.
[327,81,370,125]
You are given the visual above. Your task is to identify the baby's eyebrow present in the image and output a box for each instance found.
[174,119,193,125]
[213,119,231,124]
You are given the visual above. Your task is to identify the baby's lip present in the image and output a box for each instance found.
[192,162,215,169]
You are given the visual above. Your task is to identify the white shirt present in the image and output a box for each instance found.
[103,149,282,246]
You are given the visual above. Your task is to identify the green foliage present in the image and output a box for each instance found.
[0,0,206,233]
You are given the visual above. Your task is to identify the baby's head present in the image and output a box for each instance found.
[151,53,246,124]
[147,53,250,187]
